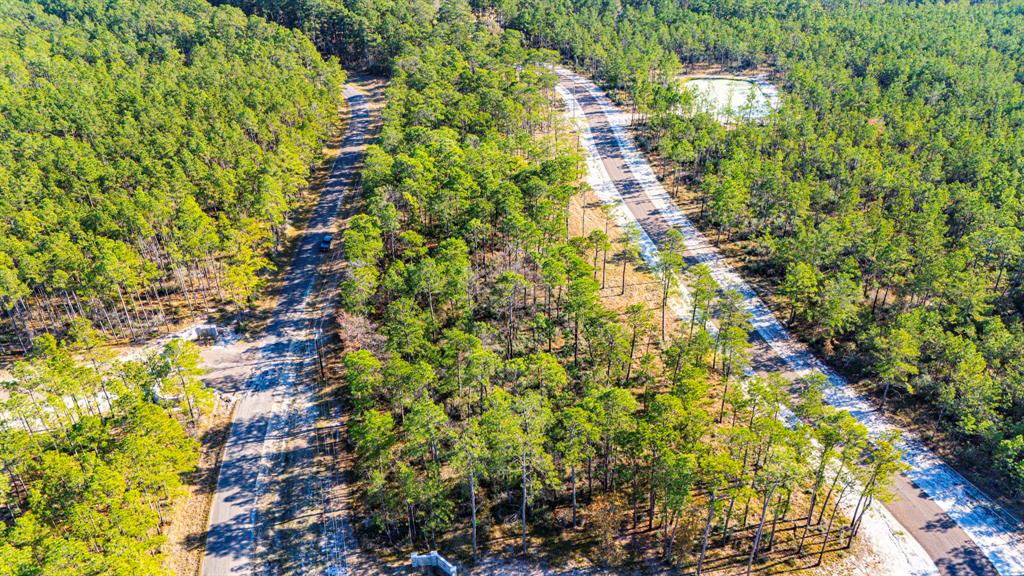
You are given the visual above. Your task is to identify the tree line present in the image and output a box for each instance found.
[1,0,345,351]
[475,0,1024,499]
[333,4,902,570]
[213,0,437,72]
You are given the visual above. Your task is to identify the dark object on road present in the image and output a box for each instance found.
[319,234,333,252]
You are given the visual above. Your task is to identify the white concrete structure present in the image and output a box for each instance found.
[411,551,458,575]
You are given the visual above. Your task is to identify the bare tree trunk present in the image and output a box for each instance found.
[647,461,656,531]
[816,483,849,566]
[174,267,196,317]
[207,256,225,300]
[70,290,86,317]
[4,300,27,351]
[746,485,776,575]
[36,288,60,332]
[115,285,137,340]
[722,490,737,542]
[58,290,76,322]
[696,493,717,575]
[815,469,842,526]
[571,465,578,529]
[470,466,478,562]
[26,294,51,336]
[767,490,784,550]
[521,456,529,554]
[663,512,680,561]
[187,262,209,308]
[15,300,34,343]
[149,281,169,330]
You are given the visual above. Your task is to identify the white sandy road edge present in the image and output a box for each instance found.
[558,66,1024,576]
[557,81,938,576]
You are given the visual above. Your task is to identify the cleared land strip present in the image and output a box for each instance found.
[557,66,1024,576]
[201,82,378,576]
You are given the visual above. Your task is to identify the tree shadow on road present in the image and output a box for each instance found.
[934,544,999,576]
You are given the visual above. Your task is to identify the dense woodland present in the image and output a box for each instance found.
[0,0,344,350]
[474,0,1024,497]
[331,5,902,571]
[0,0,326,572]
[214,0,437,71]
[1,0,1017,572]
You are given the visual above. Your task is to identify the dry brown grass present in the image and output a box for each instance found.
[676,63,778,83]
[162,399,235,576]
[567,184,681,339]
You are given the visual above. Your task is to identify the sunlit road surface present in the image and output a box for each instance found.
[201,83,376,576]
[557,67,1024,576]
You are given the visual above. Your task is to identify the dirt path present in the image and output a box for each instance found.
[200,78,383,576]
[556,67,1024,576]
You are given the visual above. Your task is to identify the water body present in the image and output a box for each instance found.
[683,76,778,122]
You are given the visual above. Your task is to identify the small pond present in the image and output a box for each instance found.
[682,76,778,122]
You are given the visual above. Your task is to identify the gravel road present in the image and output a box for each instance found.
[201,81,378,576]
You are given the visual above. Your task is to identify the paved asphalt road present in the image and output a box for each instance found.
[557,68,1024,576]
[201,82,376,576]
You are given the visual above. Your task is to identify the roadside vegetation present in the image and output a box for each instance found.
[214,0,437,72]
[0,0,344,350]
[478,0,1024,501]
[330,4,902,571]
[0,0,340,572]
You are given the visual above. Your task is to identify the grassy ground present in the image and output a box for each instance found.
[163,398,235,576]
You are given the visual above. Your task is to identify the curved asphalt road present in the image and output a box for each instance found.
[557,67,1024,576]
[201,82,377,576]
